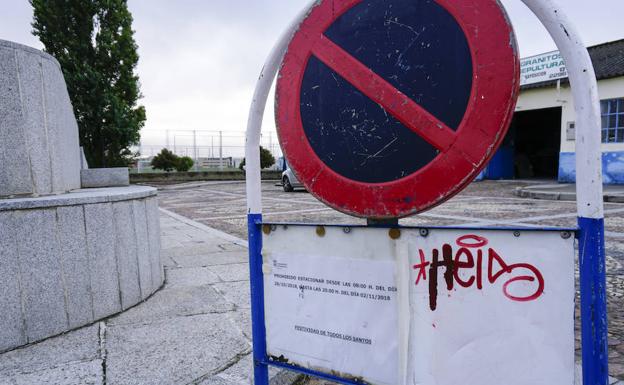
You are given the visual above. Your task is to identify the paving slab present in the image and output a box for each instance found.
[225,308,252,341]
[0,359,104,385]
[515,183,624,203]
[171,250,248,268]
[105,314,250,385]
[166,266,222,288]
[198,353,300,385]
[108,284,234,326]
[213,281,252,310]
[208,263,250,282]
[0,324,100,374]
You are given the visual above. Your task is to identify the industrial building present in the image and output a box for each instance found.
[481,39,624,184]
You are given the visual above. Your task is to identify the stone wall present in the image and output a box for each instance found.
[0,186,162,353]
[0,39,81,198]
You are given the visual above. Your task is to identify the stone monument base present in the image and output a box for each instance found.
[0,186,162,352]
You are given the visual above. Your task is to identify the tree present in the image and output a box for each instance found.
[260,146,276,169]
[151,149,178,172]
[31,0,146,167]
[176,156,194,172]
[239,146,275,170]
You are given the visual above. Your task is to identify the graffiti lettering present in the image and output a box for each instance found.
[413,235,544,310]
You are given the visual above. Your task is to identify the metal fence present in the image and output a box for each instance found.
[138,129,283,170]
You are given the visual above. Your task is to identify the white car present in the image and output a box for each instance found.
[281,167,303,192]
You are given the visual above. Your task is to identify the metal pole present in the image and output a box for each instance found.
[521,1,607,384]
[244,3,316,385]
[193,130,198,171]
[165,129,170,150]
[219,131,223,171]
[269,131,273,158]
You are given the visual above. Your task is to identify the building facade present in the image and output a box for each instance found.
[482,39,624,184]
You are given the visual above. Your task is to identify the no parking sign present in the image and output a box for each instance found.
[276,0,520,218]
[246,0,609,384]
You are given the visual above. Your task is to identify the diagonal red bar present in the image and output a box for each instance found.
[311,34,458,152]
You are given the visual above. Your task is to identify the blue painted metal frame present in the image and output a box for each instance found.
[248,215,594,385]
[578,217,609,384]
[262,221,577,233]
[248,213,269,385]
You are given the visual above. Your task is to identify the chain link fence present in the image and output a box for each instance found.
[137,129,283,172]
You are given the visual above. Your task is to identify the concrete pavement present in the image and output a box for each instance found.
[2,179,624,384]
[515,183,624,203]
[0,209,299,385]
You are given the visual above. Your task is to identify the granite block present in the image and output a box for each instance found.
[54,65,81,190]
[80,147,89,169]
[56,206,93,327]
[0,39,81,197]
[146,197,164,292]
[113,201,141,309]
[13,209,68,342]
[15,48,52,195]
[0,185,157,212]
[81,168,130,188]
[40,57,66,193]
[0,45,32,197]
[132,200,152,299]
[85,203,122,319]
[0,212,26,351]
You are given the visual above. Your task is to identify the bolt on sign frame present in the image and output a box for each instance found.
[244,0,608,384]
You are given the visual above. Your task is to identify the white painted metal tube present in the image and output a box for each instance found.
[245,1,317,215]
[521,0,604,219]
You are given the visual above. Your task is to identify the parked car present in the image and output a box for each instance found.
[281,167,303,192]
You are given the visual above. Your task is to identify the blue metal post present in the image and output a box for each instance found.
[578,217,609,384]
[248,213,269,385]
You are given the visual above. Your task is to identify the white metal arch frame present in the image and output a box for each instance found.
[245,1,608,384]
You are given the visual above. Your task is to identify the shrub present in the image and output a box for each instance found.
[151,148,179,172]
[239,146,275,170]
[176,156,194,172]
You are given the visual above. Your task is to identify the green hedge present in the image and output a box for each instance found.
[130,170,282,184]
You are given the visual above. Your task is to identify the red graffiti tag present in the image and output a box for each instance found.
[414,235,545,311]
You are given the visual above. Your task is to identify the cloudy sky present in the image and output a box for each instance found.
[2,0,624,156]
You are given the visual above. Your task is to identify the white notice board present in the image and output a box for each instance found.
[262,225,575,385]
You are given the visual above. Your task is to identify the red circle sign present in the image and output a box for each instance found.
[276,0,519,219]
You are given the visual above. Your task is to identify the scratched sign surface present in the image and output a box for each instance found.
[276,0,520,218]
[262,225,574,385]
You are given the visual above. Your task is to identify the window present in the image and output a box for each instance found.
[601,98,624,143]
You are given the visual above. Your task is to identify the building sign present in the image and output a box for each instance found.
[263,225,574,385]
[520,50,568,86]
